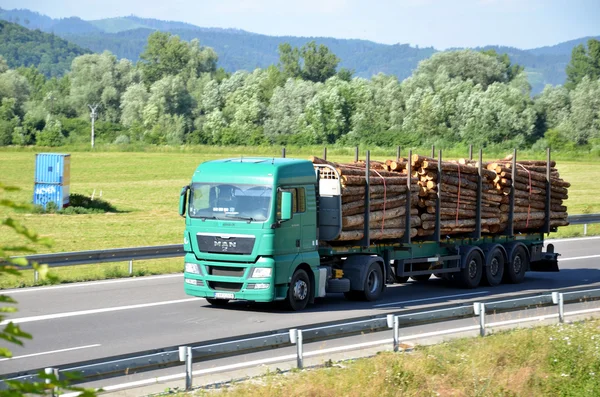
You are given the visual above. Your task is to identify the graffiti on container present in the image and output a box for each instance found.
[35,186,56,195]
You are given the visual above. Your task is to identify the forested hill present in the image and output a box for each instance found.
[0,20,90,77]
[1,7,598,93]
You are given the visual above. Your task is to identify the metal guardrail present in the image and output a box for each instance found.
[2,286,600,391]
[12,213,600,275]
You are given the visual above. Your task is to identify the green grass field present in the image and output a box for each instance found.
[1,147,599,287]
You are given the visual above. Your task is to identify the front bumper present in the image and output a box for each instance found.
[183,254,275,302]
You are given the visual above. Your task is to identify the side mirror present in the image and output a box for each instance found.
[281,191,293,221]
[179,185,189,217]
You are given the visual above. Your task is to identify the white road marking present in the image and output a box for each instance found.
[0,344,101,362]
[4,274,183,294]
[0,298,200,325]
[373,291,490,308]
[560,254,600,262]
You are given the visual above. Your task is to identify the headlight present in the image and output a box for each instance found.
[185,263,201,274]
[251,267,272,278]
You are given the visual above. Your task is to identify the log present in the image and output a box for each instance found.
[334,167,404,178]
[344,204,419,217]
[426,207,502,218]
[421,160,497,179]
[336,228,418,241]
[422,218,501,229]
[342,197,408,213]
[341,184,418,197]
[343,216,422,231]
[426,174,478,190]
[341,175,418,186]
[342,207,407,228]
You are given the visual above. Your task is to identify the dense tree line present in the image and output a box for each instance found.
[0,32,598,152]
[0,21,90,77]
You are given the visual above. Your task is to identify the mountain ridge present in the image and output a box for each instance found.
[1,7,598,93]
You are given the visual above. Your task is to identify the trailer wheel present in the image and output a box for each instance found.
[482,247,505,286]
[411,274,431,282]
[458,250,483,288]
[206,298,229,306]
[285,269,311,311]
[504,245,528,284]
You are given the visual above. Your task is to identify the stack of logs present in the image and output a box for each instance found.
[310,156,420,241]
[310,153,570,243]
[486,156,570,231]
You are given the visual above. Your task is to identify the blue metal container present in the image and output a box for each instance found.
[33,153,71,209]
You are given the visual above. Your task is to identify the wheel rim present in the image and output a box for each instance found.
[293,279,308,301]
[513,255,522,274]
[490,257,499,276]
[468,259,478,279]
[367,269,380,294]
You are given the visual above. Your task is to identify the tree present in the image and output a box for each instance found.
[120,83,149,127]
[69,52,135,122]
[278,43,301,79]
[559,76,600,144]
[301,41,340,83]
[139,32,217,85]
[277,41,341,83]
[565,39,600,90]
[264,78,316,144]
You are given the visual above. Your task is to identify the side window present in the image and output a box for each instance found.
[277,187,305,218]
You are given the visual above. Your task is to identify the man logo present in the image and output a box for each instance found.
[214,240,237,251]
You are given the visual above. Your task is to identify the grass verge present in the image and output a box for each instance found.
[193,319,600,396]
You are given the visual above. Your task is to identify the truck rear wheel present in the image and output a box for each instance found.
[458,250,483,288]
[504,246,528,284]
[345,262,384,301]
[285,269,311,311]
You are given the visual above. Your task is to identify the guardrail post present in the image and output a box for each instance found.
[386,314,400,352]
[128,260,133,275]
[179,346,193,390]
[474,302,486,336]
[34,270,39,283]
[584,223,588,236]
[552,292,565,323]
[289,328,304,368]
[44,367,58,397]
[282,147,286,158]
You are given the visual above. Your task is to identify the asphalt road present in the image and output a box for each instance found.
[2,236,600,376]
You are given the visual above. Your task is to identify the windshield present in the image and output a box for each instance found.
[188,183,272,222]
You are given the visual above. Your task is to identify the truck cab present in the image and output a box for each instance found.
[180,158,322,310]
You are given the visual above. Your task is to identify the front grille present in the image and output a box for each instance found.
[197,234,255,255]
[208,281,243,292]
[208,266,245,277]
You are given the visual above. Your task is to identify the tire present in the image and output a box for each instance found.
[361,262,384,301]
[482,247,505,286]
[504,245,528,284]
[206,298,229,306]
[458,250,483,288]
[411,274,431,282]
[285,269,311,311]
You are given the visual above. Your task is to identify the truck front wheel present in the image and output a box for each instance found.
[285,269,311,311]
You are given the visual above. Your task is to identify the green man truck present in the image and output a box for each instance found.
[179,152,560,311]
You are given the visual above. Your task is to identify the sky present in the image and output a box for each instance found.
[1,0,599,49]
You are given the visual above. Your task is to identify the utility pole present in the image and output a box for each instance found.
[88,104,100,149]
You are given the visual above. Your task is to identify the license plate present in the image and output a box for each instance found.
[214,292,234,299]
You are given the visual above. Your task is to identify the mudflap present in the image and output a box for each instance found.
[530,243,559,272]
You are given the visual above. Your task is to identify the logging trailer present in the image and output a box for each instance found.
[179,150,561,311]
